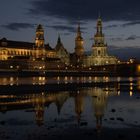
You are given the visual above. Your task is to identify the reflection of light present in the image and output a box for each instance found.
[130,91,133,97]
[64,76,68,84]
[89,67,92,70]
[130,82,133,86]
[117,77,121,82]
[130,86,133,90]
[10,77,14,86]
[94,77,98,82]
[89,76,92,82]
[39,77,42,81]
[117,90,120,96]
[64,76,68,81]
[70,76,73,81]
[57,76,60,81]
[10,65,13,69]
[137,77,140,90]
[105,91,109,95]
[129,81,133,96]
[105,77,109,82]
[129,77,133,82]
[77,77,80,81]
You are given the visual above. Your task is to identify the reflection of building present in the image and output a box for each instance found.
[33,93,45,126]
[74,90,84,123]
[91,88,108,131]
[84,16,118,66]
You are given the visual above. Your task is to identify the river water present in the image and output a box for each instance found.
[0,76,140,140]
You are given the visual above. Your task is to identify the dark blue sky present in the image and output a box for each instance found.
[1,0,140,60]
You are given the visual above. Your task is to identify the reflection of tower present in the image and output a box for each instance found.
[35,24,45,48]
[33,93,45,126]
[55,93,68,115]
[92,88,107,132]
[92,16,107,57]
[74,91,84,124]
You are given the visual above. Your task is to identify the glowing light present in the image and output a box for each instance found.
[129,91,133,97]
[117,90,120,96]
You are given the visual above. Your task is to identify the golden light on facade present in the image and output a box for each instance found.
[105,77,109,82]
[137,77,140,90]
[94,76,98,82]
[137,65,140,75]
[117,77,121,82]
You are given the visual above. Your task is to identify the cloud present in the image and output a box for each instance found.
[46,24,87,33]
[122,21,140,27]
[29,0,140,21]
[108,45,140,60]
[109,37,123,42]
[126,35,140,40]
[2,23,34,31]
[104,24,119,29]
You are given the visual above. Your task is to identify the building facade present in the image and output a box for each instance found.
[83,17,118,67]
[0,18,118,70]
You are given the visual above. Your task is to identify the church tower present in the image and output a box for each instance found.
[92,16,107,57]
[75,23,84,56]
[35,24,45,48]
[55,35,70,65]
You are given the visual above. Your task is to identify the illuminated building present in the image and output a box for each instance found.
[84,16,118,66]
[0,24,56,61]
[0,17,120,70]
[55,35,70,65]
[70,23,85,66]
[0,24,67,69]
[75,23,84,56]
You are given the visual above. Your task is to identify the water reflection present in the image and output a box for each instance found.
[0,85,118,128]
[0,77,140,139]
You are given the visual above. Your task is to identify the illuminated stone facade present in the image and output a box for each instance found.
[75,23,84,56]
[84,17,118,66]
[0,24,69,69]
[55,35,70,65]
[0,18,118,69]
[0,24,56,61]
[70,23,85,66]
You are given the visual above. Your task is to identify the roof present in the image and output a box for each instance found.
[0,38,34,49]
[0,38,54,51]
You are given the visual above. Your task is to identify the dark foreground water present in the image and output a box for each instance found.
[0,76,140,140]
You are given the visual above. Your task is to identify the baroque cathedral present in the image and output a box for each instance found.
[0,17,118,70]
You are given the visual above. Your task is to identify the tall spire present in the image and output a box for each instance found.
[77,22,82,37]
[75,21,84,57]
[97,15,102,34]
[57,34,61,44]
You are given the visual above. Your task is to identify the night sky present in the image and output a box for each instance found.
[1,0,140,60]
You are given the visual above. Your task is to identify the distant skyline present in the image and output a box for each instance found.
[1,0,140,60]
